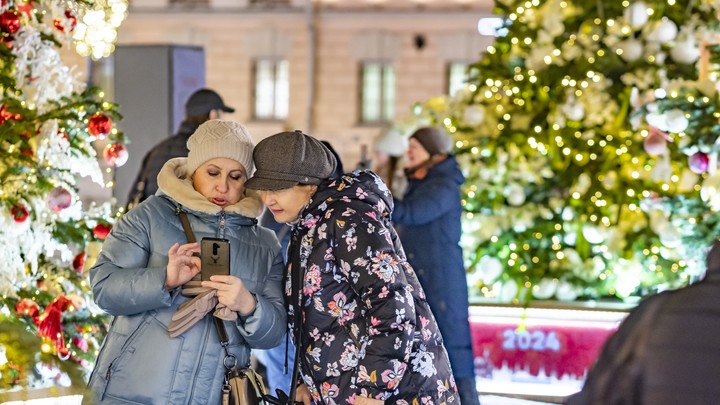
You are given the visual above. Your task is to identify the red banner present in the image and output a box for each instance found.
[470,308,623,379]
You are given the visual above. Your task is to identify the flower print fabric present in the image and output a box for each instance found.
[286,170,458,404]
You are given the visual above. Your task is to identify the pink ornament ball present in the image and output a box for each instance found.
[47,186,72,212]
[688,152,710,174]
[644,127,671,156]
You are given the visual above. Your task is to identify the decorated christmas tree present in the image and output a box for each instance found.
[0,0,126,391]
[410,0,720,303]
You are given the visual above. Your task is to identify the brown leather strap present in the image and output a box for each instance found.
[176,206,196,243]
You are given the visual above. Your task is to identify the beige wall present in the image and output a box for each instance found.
[72,1,494,168]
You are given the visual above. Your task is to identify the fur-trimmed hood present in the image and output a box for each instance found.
[156,157,264,218]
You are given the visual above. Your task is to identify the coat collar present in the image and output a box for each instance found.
[156,157,264,217]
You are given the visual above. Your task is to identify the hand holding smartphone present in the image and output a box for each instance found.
[200,238,230,281]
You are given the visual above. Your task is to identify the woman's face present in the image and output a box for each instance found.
[257,185,317,223]
[406,137,430,169]
[192,158,247,208]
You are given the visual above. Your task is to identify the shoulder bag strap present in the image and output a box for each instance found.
[175,207,230,347]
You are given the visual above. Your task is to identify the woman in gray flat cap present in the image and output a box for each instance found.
[246,130,459,405]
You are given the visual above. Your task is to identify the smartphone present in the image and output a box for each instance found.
[200,238,230,281]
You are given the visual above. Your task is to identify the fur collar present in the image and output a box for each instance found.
[157,158,264,217]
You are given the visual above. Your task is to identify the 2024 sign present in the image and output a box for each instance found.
[501,329,561,352]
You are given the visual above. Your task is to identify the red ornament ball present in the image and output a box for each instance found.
[15,298,40,318]
[87,113,113,139]
[47,186,72,212]
[93,223,112,240]
[72,252,86,272]
[103,143,129,167]
[0,11,21,34]
[688,152,709,174]
[52,10,76,32]
[10,204,29,222]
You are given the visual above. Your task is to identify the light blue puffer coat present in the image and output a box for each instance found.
[85,158,286,404]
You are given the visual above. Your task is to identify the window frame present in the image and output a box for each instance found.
[251,58,289,122]
[358,60,395,126]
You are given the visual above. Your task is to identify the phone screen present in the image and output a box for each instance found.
[201,238,230,281]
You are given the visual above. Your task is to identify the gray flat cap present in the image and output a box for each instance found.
[246,130,337,191]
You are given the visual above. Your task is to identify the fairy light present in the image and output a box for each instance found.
[73,0,128,60]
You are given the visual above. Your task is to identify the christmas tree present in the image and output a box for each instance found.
[409,0,720,303]
[0,0,126,391]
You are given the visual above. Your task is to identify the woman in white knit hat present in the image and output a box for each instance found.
[84,120,286,404]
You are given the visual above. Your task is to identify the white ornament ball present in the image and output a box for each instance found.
[463,105,485,126]
[532,279,557,300]
[664,109,689,133]
[478,256,504,284]
[646,18,678,42]
[624,2,649,29]
[701,173,720,211]
[497,280,519,302]
[670,39,700,64]
[555,280,579,301]
[582,225,605,244]
[617,39,644,62]
[505,184,526,206]
[656,222,682,248]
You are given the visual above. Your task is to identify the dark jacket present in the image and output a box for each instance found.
[287,170,458,404]
[392,156,475,379]
[127,120,200,205]
[86,158,287,404]
[565,243,720,405]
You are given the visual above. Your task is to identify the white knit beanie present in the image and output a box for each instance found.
[373,128,408,157]
[186,119,255,175]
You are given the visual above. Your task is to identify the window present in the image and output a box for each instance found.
[253,59,289,120]
[448,62,470,96]
[360,62,395,124]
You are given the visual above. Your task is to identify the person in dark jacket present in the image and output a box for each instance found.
[392,126,481,405]
[246,130,458,405]
[253,141,345,396]
[85,120,286,404]
[126,88,235,208]
[564,238,720,405]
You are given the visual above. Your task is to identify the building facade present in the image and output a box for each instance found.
[68,0,493,171]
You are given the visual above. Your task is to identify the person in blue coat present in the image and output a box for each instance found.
[392,126,481,405]
[84,120,286,404]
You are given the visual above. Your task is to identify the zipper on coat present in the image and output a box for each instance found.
[100,361,113,400]
[218,211,226,239]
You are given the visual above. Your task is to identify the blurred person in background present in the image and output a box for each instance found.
[392,126,481,405]
[370,127,408,197]
[126,88,235,208]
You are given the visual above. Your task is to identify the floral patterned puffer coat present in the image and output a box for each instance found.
[286,170,458,404]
